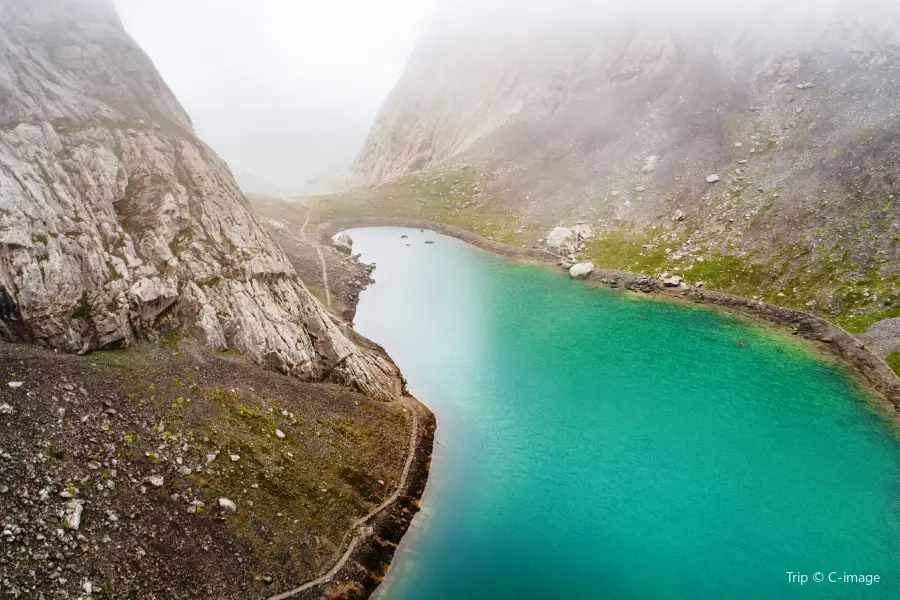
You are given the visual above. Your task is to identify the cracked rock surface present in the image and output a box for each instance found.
[0,0,400,400]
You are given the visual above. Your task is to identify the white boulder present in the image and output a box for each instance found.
[569,263,595,280]
[572,224,594,242]
[65,501,83,530]
[706,174,720,183]
[546,227,577,254]
[218,498,237,512]
[664,275,685,287]
[333,233,354,254]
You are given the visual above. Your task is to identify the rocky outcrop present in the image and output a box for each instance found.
[0,0,400,400]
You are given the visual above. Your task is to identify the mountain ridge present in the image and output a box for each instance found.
[343,0,900,335]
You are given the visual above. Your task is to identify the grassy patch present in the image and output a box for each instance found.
[838,308,900,335]
[886,352,900,378]
[582,231,670,274]
[687,256,784,299]
[310,170,531,245]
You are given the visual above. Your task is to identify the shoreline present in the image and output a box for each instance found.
[271,397,436,600]
[323,216,900,411]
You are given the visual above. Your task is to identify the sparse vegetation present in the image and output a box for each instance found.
[886,352,900,378]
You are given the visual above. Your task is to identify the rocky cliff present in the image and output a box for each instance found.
[348,0,900,336]
[0,0,400,399]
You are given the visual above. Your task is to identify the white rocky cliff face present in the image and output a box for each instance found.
[0,0,400,400]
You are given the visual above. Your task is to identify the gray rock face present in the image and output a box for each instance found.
[861,318,900,357]
[0,0,400,400]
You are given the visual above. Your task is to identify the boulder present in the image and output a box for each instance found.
[546,227,577,254]
[333,233,354,254]
[572,224,594,242]
[673,210,686,222]
[569,263,595,280]
[664,275,685,287]
[65,501,83,530]
[706,174,720,183]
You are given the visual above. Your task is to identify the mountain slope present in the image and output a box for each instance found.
[0,0,399,399]
[347,0,900,333]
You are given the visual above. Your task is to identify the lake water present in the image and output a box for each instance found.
[348,227,900,600]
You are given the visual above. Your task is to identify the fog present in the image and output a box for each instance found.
[112,0,897,195]
[114,0,438,195]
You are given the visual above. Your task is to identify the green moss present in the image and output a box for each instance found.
[71,293,91,320]
[886,352,900,378]
[687,256,784,299]
[107,262,123,281]
[582,231,670,274]
[44,443,66,461]
[160,330,182,353]
[196,276,221,288]
[839,308,900,335]
[310,170,531,245]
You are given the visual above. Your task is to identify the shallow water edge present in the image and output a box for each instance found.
[322,216,900,412]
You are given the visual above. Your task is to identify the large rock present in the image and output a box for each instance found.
[0,0,400,400]
[333,233,354,254]
[569,263,595,280]
[572,224,594,242]
[546,227,577,254]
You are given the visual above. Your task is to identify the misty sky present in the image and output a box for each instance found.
[113,0,438,192]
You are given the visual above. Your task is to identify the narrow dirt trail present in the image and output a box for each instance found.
[300,207,332,309]
[266,397,421,600]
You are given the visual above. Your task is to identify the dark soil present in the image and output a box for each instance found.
[0,338,429,599]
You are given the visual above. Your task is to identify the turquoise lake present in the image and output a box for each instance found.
[348,227,900,600]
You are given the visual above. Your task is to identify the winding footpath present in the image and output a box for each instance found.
[266,397,421,600]
[300,208,332,309]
